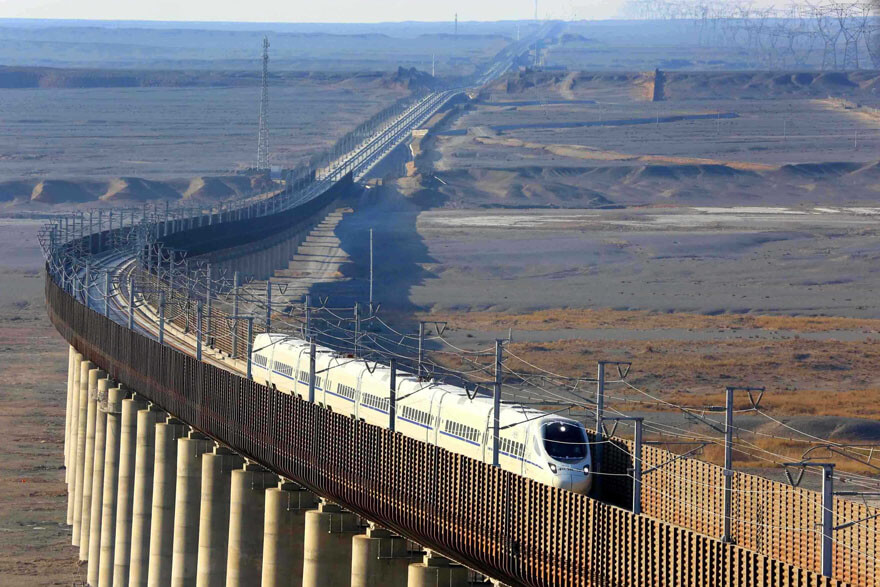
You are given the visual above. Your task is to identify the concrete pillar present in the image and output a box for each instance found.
[351,526,416,587]
[407,552,468,587]
[302,501,361,587]
[226,463,276,586]
[261,481,318,587]
[170,431,213,587]
[87,377,113,582]
[129,405,165,587]
[98,385,127,587]
[64,346,75,482]
[113,395,148,587]
[67,351,83,526]
[148,417,187,586]
[196,446,243,587]
[79,367,105,558]
[72,359,94,546]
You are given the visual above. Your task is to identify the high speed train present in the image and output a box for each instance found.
[252,333,593,493]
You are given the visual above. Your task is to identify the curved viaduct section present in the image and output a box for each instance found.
[40,23,861,585]
[46,178,842,586]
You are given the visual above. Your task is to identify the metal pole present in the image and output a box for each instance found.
[84,262,91,307]
[232,271,240,358]
[167,250,174,302]
[103,271,110,317]
[595,362,606,477]
[196,301,203,362]
[821,464,834,577]
[389,358,397,432]
[128,277,135,331]
[369,228,374,309]
[723,386,734,543]
[418,321,425,379]
[205,264,212,343]
[492,339,503,468]
[305,293,311,339]
[308,341,316,403]
[155,245,162,293]
[353,303,359,357]
[158,291,166,346]
[266,279,272,332]
[633,418,643,515]
[246,317,254,380]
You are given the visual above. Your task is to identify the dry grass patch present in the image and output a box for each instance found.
[423,308,880,334]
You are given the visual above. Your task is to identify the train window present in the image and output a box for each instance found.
[543,422,587,460]
[315,376,322,389]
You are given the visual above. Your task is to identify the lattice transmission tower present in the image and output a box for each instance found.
[257,36,270,171]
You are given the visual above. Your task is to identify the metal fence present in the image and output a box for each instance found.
[47,275,845,586]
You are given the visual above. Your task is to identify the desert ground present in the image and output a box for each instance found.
[0,220,75,585]
[315,70,880,480]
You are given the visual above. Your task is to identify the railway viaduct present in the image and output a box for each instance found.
[36,25,878,587]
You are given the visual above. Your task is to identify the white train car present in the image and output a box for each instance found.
[252,333,592,493]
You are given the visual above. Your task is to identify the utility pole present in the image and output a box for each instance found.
[417,321,425,378]
[353,303,360,357]
[308,340,316,403]
[783,462,836,578]
[257,36,271,171]
[128,276,135,330]
[305,293,311,340]
[389,358,397,432]
[603,417,644,514]
[196,301,203,362]
[158,291,166,346]
[232,271,240,358]
[84,261,91,308]
[492,339,504,468]
[265,279,272,332]
[103,271,110,317]
[246,317,254,379]
[595,362,606,476]
[594,360,632,484]
[722,385,765,543]
[205,264,212,343]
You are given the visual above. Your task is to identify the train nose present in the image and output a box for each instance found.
[549,471,574,491]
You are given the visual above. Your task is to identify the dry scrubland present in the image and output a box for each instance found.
[412,70,880,209]
[0,77,409,206]
[0,221,75,584]
[371,70,880,476]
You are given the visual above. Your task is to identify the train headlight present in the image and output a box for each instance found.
[548,463,557,474]
[583,465,590,474]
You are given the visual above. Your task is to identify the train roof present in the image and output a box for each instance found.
[254,333,583,430]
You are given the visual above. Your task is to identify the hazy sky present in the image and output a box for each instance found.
[0,0,788,24]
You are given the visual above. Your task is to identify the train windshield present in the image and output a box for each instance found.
[542,422,588,460]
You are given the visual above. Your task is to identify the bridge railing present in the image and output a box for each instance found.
[46,274,843,587]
